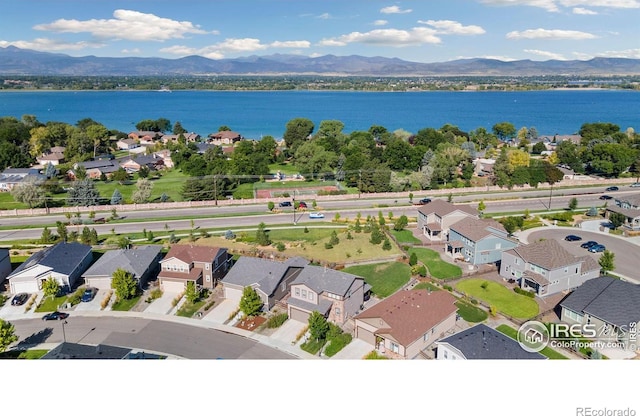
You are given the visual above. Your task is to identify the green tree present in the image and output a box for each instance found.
[382,238,392,251]
[492,121,516,141]
[308,311,329,342]
[393,215,408,231]
[131,178,153,204]
[255,222,271,246]
[42,276,60,299]
[110,189,123,205]
[239,286,263,317]
[478,200,486,213]
[111,268,138,301]
[10,178,46,208]
[56,221,68,242]
[267,201,275,211]
[609,212,626,229]
[111,168,129,184]
[40,226,55,244]
[599,250,615,274]
[531,141,547,155]
[184,281,199,304]
[0,319,19,353]
[283,117,314,154]
[568,197,578,211]
[354,218,362,233]
[409,252,418,266]
[66,178,101,206]
[329,230,340,246]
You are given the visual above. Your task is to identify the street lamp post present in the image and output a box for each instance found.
[61,320,67,343]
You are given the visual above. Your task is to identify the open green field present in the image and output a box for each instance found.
[0,192,28,210]
[408,247,462,279]
[456,279,539,319]
[94,169,188,204]
[343,261,411,298]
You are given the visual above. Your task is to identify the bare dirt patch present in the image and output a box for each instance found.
[235,315,267,331]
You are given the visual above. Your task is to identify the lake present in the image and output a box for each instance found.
[0,89,638,139]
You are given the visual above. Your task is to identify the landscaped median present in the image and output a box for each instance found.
[455,278,539,320]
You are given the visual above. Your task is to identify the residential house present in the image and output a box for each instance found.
[128,131,163,146]
[605,194,640,231]
[473,157,495,178]
[82,245,163,290]
[116,138,140,151]
[153,149,174,169]
[436,323,546,359]
[120,155,165,173]
[446,217,518,265]
[36,147,66,166]
[222,256,308,311]
[207,130,242,145]
[499,239,600,297]
[354,290,458,359]
[69,160,120,180]
[161,132,200,144]
[42,342,134,359]
[417,199,478,241]
[158,245,231,292]
[6,242,93,294]
[288,266,368,325]
[0,248,11,288]
[0,168,44,192]
[196,142,219,155]
[560,276,640,351]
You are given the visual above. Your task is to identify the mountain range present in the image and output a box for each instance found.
[2,46,640,77]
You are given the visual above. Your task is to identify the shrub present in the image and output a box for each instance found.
[204,300,216,311]
[514,287,536,298]
[489,305,497,316]
[171,292,184,307]
[276,242,286,252]
[101,290,113,310]
[266,313,289,328]
[470,298,478,305]
[145,288,163,303]
[443,285,453,292]
[224,230,236,240]
[324,333,353,357]
[67,288,85,306]
[324,242,334,249]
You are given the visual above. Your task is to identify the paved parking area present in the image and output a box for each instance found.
[202,298,237,324]
[74,295,103,311]
[330,338,373,359]
[0,293,40,320]
[269,319,306,345]
[144,291,179,315]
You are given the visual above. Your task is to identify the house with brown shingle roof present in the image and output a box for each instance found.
[447,217,518,265]
[607,193,640,231]
[354,289,458,359]
[417,199,478,241]
[158,245,232,292]
[207,130,242,145]
[499,239,600,297]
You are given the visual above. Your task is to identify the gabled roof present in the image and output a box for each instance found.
[356,290,458,346]
[560,276,640,328]
[449,217,510,242]
[291,265,362,297]
[223,256,308,296]
[77,160,119,170]
[83,245,162,279]
[160,245,225,265]
[615,194,640,209]
[438,324,546,359]
[42,342,132,359]
[504,239,582,271]
[9,242,91,277]
[417,199,478,218]
[209,130,241,140]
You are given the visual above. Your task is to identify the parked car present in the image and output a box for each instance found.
[588,244,606,253]
[564,235,582,242]
[581,241,599,249]
[11,293,29,306]
[599,195,613,200]
[418,198,432,204]
[309,212,325,219]
[42,311,69,321]
[81,287,98,302]
[278,201,292,207]
[606,186,619,191]
[630,183,640,188]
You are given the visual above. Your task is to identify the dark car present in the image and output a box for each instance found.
[297,201,308,209]
[564,235,582,242]
[278,201,292,207]
[599,195,613,200]
[42,311,69,321]
[81,287,98,302]
[418,198,432,205]
[580,240,599,249]
[11,293,29,306]
[606,186,619,191]
[588,244,606,253]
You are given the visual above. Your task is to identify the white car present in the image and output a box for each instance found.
[630,183,640,188]
[308,212,325,219]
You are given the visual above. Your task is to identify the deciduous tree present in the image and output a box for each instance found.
[111,268,138,301]
[0,319,18,353]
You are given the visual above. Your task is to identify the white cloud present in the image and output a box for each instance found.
[598,48,640,58]
[271,40,311,48]
[0,38,104,51]
[478,0,560,12]
[418,20,486,35]
[572,7,598,14]
[559,0,640,9]
[506,28,598,40]
[161,38,310,59]
[34,9,212,42]
[317,13,331,19]
[319,27,440,47]
[380,5,413,14]
[121,48,142,54]
[373,20,389,26]
[524,49,567,59]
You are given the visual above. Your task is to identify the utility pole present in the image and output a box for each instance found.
[214,174,218,206]
[548,184,553,211]
[358,169,362,199]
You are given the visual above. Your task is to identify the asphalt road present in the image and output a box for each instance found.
[10,316,295,359]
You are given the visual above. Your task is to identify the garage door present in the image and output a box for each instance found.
[355,323,376,346]
[10,280,39,294]
[84,277,112,291]
[289,306,311,323]
[161,279,185,293]
[224,285,243,302]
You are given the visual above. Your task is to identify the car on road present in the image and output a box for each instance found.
[297,201,308,209]
[42,311,69,321]
[11,293,29,306]
[599,195,613,200]
[417,198,432,204]
[605,186,619,191]
[81,287,98,302]
[309,212,325,219]
[564,235,582,242]
[588,244,606,253]
[581,241,599,249]
[631,183,640,188]
[278,201,292,207]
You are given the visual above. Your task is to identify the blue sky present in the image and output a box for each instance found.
[2,0,639,62]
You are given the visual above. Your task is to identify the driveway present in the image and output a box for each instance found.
[269,319,306,345]
[330,338,373,359]
[143,291,178,315]
[202,298,238,324]
[0,293,40,320]
[74,295,103,312]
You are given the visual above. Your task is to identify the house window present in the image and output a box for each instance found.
[205,264,210,270]
[424,332,430,342]
[302,289,307,299]
[495,243,501,249]
[391,343,399,354]
[335,307,341,315]
[515,258,520,265]
[172,265,177,271]
[309,292,314,301]
[444,350,448,359]
[206,275,210,282]
[295,288,300,296]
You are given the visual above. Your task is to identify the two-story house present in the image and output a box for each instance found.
[499,239,600,297]
[446,217,518,265]
[417,200,478,241]
[207,131,242,145]
[287,266,368,325]
[607,193,640,231]
[158,245,231,292]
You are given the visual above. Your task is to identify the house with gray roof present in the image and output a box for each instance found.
[6,242,93,294]
[606,193,640,231]
[222,256,308,311]
[499,239,600,297]
[288,265,368,325]
[0,167,44,192]
[82,245,163,290]
[436,324,546,360]
[560,276,640,351]
[0,248,11,288]
[417,199,478,241]
[446,217,518,265]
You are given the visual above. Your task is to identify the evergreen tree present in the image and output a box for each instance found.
[67,179,101,206]
[308,311,329,342]
[255,222,271,246]
[239,286,263,317]
[40,226,55,244]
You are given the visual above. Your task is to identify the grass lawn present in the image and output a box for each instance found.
[363,350,389,359]
[94,169,188,204]
[35,295,69,312]
[456,279,539,319]
[390,229,421,244]
[111,295,141,311]
[300,338,325,355]
[343,261,411,298]
[408,247,462,280]
[269,162,300,175]
[0,191,28,210]
[413,281,440,292]
[496,324,569,359]
[455,300,488,323]
[0,349,49,359]
[176,298,207,317]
